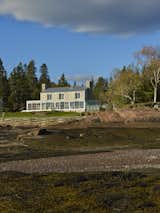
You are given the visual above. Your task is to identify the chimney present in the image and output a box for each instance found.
[42,83,46,92]
[85,80,91,89]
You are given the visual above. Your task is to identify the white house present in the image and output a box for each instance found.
[26,81,100,112]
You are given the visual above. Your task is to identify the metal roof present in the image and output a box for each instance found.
[42,86,86,93]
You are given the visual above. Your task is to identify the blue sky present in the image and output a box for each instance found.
[1,0,160,82]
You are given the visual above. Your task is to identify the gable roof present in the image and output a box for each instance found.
[42,86,86,93]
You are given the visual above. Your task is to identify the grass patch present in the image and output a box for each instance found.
[0,169,160,212]
[1,111,80,118]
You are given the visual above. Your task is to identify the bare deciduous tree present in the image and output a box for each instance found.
[135,46,160,103]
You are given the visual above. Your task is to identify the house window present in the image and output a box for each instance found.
[80,102,84,108]
[42,103,46,110]
[60,102,65,109]
[47,94,52,100]
[70,101,84,109]
[46,102,54,110]
[75,101,79,109]
[28,104,32,110]
[46,103,51,109]
[56,103,60,109]
[31,103,40,110]
[59,93,64,100]
[65,102,69,109]
[70,102,75,109]
[75,93,80,99]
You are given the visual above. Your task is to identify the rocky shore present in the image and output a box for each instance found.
[1,149,160,174]
[0,109,160,129]
[0,116,83,128]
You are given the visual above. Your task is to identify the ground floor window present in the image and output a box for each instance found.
[42,103,54,110]
[65,102,69,109]
[28,103,40,110]
[46,102,54,110]
[70,102,75,109]
[28,104,31,110]
[56,102,60,109]
[27,101,85,111]
[60,102,64,109]
[70,101,84,109]
[80,102,84,108]
[55,102,70,110]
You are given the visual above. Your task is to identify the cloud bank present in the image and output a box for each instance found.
[0,0,160,35]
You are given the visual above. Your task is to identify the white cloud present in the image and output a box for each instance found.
[0,0,160,35]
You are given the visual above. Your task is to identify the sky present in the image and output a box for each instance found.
[1,0,160,82]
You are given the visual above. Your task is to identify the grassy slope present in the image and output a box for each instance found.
[0,170,160,212]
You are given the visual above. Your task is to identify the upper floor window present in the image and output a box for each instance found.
[47,94,52,100]
[59,93,64,100]
[75,93,80,99]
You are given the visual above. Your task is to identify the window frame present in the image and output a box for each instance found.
[75,92,80,99]
[59,93,64,100]
[47,94,52,100]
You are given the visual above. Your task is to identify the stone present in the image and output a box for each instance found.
[79,133,85,138]
[27,128,50,136]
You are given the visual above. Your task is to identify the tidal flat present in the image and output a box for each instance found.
[1,126,160,163]
[1,123,160,212]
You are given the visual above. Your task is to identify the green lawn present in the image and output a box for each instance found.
[1,111,81,118]
[0,169,160,212]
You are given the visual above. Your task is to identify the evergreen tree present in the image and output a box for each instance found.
[58,73,70,87]
[26,60,39,99]
[0,58,9,110]
[39,64,51,88]
[94,77,108,102]
[8,63,29,111]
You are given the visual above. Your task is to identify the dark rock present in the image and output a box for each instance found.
[37,129,50,135]
[27,128,50,136]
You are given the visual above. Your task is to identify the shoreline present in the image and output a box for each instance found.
[1,118,160,129]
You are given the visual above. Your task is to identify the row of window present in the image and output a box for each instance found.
[27,101,84,110]
[28,103,41,110]
[55,102,84,109]
[47,92,81,100]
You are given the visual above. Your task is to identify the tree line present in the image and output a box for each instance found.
[105,46,160,107]
[1,45,160,111]
[0,60,70,111]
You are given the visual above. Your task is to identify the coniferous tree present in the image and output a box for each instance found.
[0,58,9,110]
[93,77,108,102]
[8,63,29,111]
[39,64,51,88]
[26,60,39,99]
[58,73,70,87]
